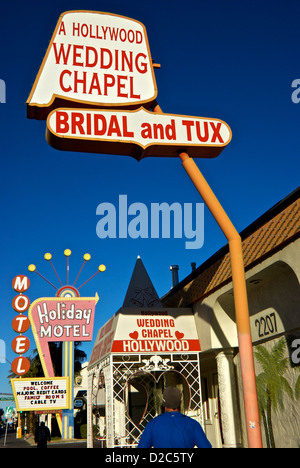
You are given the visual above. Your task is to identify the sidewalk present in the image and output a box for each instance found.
[0,432,104,448]
[0,432,32,448]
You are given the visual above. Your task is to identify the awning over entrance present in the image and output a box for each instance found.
[89,307,200,367]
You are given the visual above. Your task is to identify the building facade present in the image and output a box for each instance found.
[162,188,300,448]
[88,188,300,448]
[87,258,204,447]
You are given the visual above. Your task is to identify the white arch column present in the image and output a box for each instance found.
[216,349,241,448]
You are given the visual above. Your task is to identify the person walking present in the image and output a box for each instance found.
[137,386,212,448]
[35,421,51,448]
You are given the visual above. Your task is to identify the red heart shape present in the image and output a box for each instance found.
[175,331,184,340]
[129,331,138,340]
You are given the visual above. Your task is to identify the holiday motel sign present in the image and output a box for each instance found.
[27,10,231,158]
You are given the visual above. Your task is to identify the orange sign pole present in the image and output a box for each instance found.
[180,152,262,448]
[153,103,262,448]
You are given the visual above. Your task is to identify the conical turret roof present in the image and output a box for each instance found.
[122,256,162,308]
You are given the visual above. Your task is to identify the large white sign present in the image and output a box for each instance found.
[89,308,201,366]
[112,309,201,354]
[27,11,157,119]
[47,107,232,159]
[11,377,70,411]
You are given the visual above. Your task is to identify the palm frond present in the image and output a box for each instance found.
[295,375,300,400]
[254,345,272,372]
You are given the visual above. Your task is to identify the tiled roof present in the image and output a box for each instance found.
[162,188,300,308]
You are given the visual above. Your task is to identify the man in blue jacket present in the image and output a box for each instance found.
[137,386,212,448]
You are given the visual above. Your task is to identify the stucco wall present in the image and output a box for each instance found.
[193,238,300,447]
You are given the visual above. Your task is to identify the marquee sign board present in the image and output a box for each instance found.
[28,293,99,377]
[46,107,232,160]
[27,11,157,120]
[11,275,31,376]
[111,310,201,354]
[11,377,70,411]
[27,10,232,160]
[29,295,99,343]
[18,252,104,439]
[89,308,201,367]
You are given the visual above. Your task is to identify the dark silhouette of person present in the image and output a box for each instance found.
[35,421,51,448]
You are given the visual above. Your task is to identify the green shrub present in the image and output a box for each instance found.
[80,424,99,439]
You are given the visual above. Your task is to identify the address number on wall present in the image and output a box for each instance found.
[251,309,284,342]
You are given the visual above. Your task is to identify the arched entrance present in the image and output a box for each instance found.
[90,352,202,447]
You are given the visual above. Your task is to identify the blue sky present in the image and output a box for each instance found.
[0,0,300,397]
